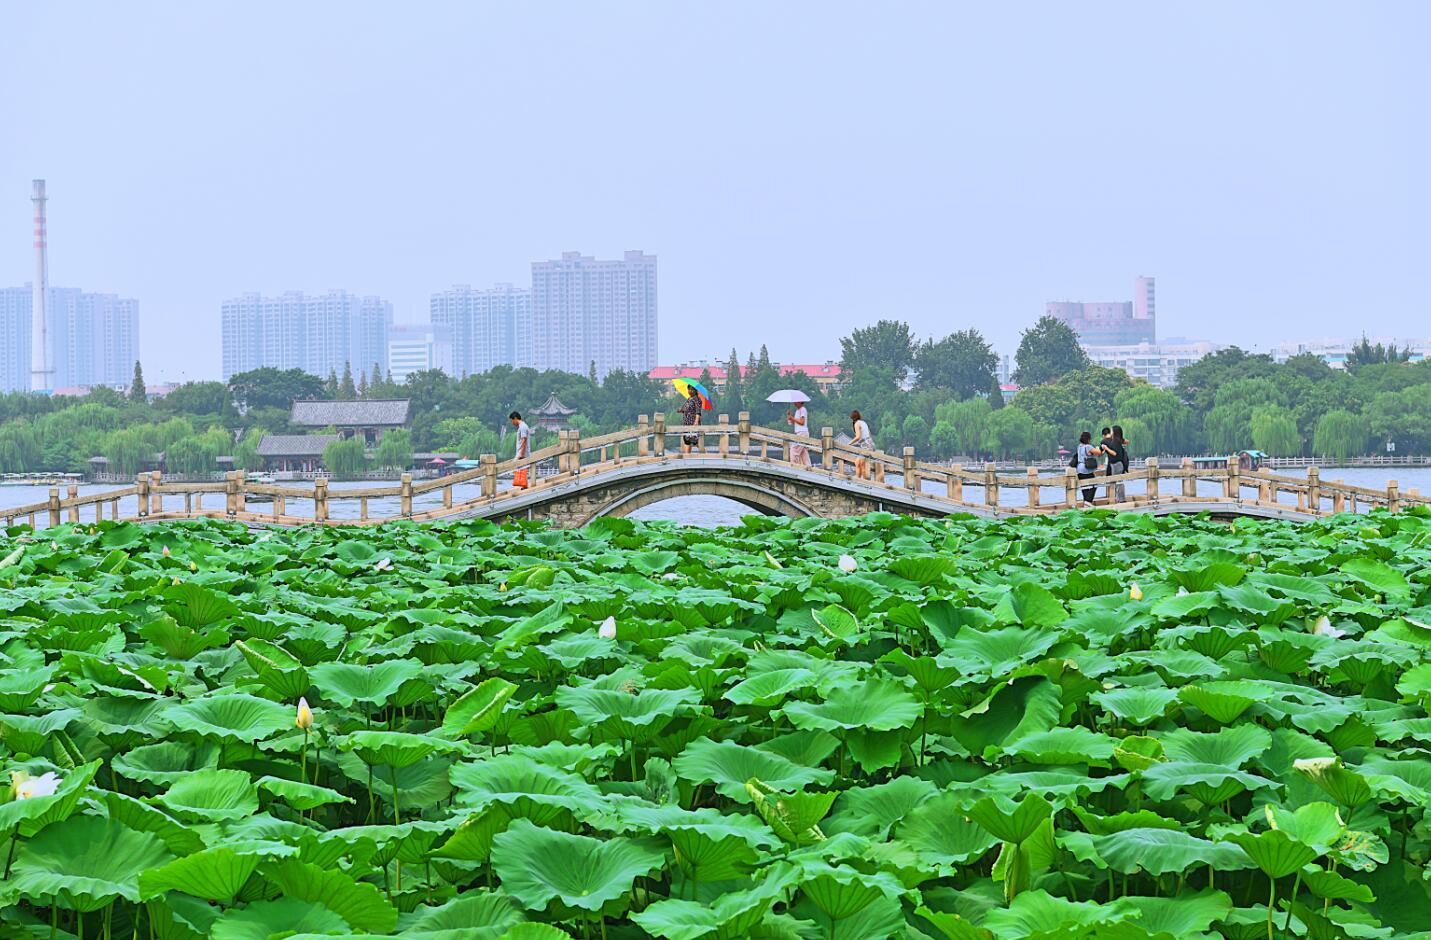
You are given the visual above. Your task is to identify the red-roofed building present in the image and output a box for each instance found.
[649,361,845,393]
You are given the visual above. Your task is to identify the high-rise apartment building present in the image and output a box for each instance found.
[1048,276,1156,346]
[221,290,392,381]
[0,285,139,393]
[529,251,657,378]
[430,284,528,378]
[388,324,454,384]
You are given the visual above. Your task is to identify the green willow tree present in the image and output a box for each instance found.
[1012,316,1089,387]
[1250,405,1301,456]
[1313,409,1365,461]
[322,437,368,479]
[373,429,414,472]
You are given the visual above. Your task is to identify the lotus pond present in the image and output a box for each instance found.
[0,510,1430,940]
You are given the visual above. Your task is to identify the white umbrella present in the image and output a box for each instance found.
[766,389,811,404]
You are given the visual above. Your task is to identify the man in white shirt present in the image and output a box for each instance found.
[509,411,531,488]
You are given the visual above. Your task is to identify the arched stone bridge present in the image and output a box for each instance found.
[5,417,1422,530]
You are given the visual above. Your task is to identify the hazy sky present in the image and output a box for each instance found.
[2,3,1426,382]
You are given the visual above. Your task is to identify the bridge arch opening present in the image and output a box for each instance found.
[591,477,817,524]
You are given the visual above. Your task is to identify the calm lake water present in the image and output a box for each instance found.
[4,467,1430,529]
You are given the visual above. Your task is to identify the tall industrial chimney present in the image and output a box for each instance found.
[30,180,53,393]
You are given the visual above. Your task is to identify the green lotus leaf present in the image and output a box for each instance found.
[1293,757,1373,808]
[308,658,425,707]
[632,869,797,940]
[1090,828,1253,876]
[395,891,528,939]
[1300,864,1375,902]
[164,693,293,743]
[1090,687,1179,726]
[1005,726,1116,765]
[745,780,837,846]
[1139,761,1277,804]
[209,897,351,940]
[492,601,572,652]
[992,582,1067,627]
[139,847,262,902]
[553,686,700,741]
[101,791,205,856]
[1157,723,1271,768]
[441,677,518,738]
[235,638,311,699]
[112,740,221,786]
[965,791,1052,844]
[724,667,819,706]
[259,857,399,933]
[10,815,174,913]
[1116,888,1234,938]
[781,677,921,733]
[1176,681,1265,725]
[1111,735,1165,773]
[343,729,463,768]
[980,889,1128,938]
[673,737,835,801]
[812,603,860,641]
[893,792,1000,872]
[451,753,603,817]
[938,626,1060,677]
[827,775,938,840]
[1150,590,1220,620]
[1265,801,1345,851]
[1339,557,1410,599]
[162,582,242,627]
[794,862,905,938]
[1224,827,1321,879]
[158,768,259,821]
[490,820,665,914]
[256,775,355,810]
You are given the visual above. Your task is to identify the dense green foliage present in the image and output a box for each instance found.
[0,510,1428,937]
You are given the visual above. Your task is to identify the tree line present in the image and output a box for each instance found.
[2,323,1429,476]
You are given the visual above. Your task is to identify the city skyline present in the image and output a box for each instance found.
[1,4,1425,383]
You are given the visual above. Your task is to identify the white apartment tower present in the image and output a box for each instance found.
[430,284,528,378]
[528,251,657,378]
[221,290,392,381]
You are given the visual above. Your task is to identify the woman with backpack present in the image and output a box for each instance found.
[1103,425,1129,503]
[1074,431,1105,505]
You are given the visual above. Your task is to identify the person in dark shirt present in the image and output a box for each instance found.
[1104,425,1129,502]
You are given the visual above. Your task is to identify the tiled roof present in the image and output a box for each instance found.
[257,434,341,457]
[290,399,411,427]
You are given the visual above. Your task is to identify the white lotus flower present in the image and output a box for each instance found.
[12,771,60,800]
[662,572,680,581]
[598,616,617,640]
[295,697,314,730]
[374,557,393,572]
[838,554,858,573]
[162,545,170,557]
[1312,615,1346,639]
[1128,582,1143,601]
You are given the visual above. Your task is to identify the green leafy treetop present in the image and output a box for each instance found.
[1012,316,1090,387]
[840,320,916,385]
[913,328,998,399]
[129,361,147,403]
[988,374,1005,409]
[339,362,357,400]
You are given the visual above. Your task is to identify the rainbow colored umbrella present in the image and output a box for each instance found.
[671,377,714,410]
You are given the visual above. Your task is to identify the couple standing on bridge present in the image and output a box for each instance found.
[1075,426,1130,505]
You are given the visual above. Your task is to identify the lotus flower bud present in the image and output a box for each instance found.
[1128,582,1143,601]
[189,561,197,572]
[1312,615,1346,639]
[838,554,858,573]
[295,697,314,730]
[598,616,617,640]
[162,545,170,556]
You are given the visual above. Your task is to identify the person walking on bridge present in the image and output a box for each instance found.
[850,410,874,479]
[788,401,811,466]
[1104,425,1129,503]
[509,411,531,489]
[680,386,703,453]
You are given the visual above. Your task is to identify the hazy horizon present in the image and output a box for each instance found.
[2,2,1427,383]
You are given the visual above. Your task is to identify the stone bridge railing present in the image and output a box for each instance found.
[4,413,1427,529]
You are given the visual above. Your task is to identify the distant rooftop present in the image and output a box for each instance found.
[290,399,411,428]
[257,434,341,457]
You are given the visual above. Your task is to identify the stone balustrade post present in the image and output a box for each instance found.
[1181,457,1196,498]
[48,487,61,528]
[234,470,245,514]
[67,483,79,523]
[1388,480,1400,513]
[653,414,666,457]
[480,454,497,497]
[400,473,413,516]
[569,428,582,473]
[1064,467,1077,507]
[1225,455,1239,500]
[1307,466,1321,514]
[737,412,751,456]
[821,426,833,470]
[636,415,650,457]
[1026,467,1040,508]
[902,447,917,490]
[314,478,329,523]
[984,462,998,507]
[1145,457,1158,504]
[948,465,963,502]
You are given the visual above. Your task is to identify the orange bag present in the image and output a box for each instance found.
[513,468,529,489]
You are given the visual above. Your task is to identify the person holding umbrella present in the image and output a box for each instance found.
[767,389,812,466]
[671,378,713,454]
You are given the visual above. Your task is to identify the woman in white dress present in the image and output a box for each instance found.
[787,402,811,466]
